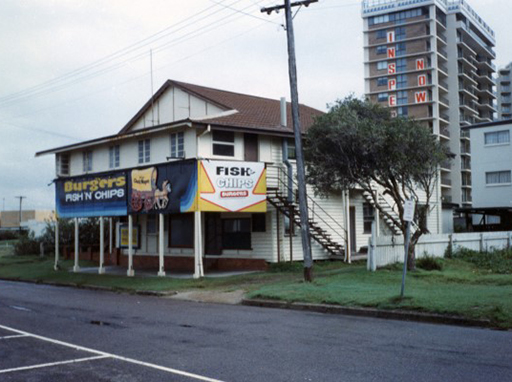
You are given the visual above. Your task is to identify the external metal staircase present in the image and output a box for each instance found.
[266,166,345,257]
[362,190,417,235]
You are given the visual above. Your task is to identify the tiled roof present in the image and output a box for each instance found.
[121,79,324,134]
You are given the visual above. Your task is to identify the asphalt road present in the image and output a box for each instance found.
[1,280,511,382]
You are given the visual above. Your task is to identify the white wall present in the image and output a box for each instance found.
[471,122,512,208]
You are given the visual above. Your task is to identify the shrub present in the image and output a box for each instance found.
[451,247,512,274]
[0,231,19,241]
[14,233,41,256]
[416,255,443,271]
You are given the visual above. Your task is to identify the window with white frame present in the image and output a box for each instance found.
[484,130,510,145]
[376,45,387,55]
[138,139,151,164]
[170,132,185,158]
[363,203,374,234]
[212,130,235,157]
[486,171,511,185]
[56,153,70,176]
[109,145,120,169]
[83,151,93,172]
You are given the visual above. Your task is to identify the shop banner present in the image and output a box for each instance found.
[127,159,197,214]
[198,160,266,212]
[55,172,128,218]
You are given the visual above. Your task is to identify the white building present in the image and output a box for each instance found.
[468,119,512,209]
[36,80,429,276]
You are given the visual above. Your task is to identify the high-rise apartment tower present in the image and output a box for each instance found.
[362,0,496,227]
[497,63,512,120]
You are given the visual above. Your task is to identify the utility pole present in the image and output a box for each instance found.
[15,196,26,234]
[261,0,317,282]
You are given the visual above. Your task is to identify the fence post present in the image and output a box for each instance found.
[508,232,511,249]
[448,233,453,257]
[480,233,484,252]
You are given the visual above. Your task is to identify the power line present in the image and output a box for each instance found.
[209,0,283,25]
[0,0,247,108]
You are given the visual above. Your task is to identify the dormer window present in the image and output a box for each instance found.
[138,139,151,164]
[83,151,93,172]
[170,132,184,158]
[56,153,70,176]
[212,130,235,157]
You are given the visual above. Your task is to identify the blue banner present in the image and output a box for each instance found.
[55,172,128,218]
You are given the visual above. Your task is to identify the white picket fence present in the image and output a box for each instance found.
[368,231,512,269]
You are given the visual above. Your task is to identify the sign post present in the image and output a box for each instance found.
[401,199,415,298]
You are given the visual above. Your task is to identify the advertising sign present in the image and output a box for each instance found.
[118,224,140,249]
[198,160,266,212]
[55,172,127,218]
[127,159,197,214]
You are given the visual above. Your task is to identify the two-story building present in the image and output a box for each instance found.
[462,119,512,230]
[36,79,433,277]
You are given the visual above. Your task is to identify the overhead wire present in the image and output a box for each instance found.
[0,0,248,108]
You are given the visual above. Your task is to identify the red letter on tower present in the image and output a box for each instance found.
[387,47,396,59]
[418,75,427,86]
[387,31,395,43]
[388,79,397,91]
[416,59,425,70]
[389,95,397,107]
[388,63,396,74]
[415,91,427,103]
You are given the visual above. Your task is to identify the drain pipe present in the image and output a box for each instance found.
[281,97,293,203]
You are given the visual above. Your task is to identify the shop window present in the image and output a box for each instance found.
[146,214,157,235]
[222,219,251,250]
[170,131,185,158]
[83,151,93,172]
[212,130,235,157]
[138,139,151,164]
[169,213,194,247]
[252,213,266,232]
[363,203,375,234]
[109,145,120,169]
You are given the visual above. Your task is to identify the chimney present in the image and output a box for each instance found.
[280,97,287,127]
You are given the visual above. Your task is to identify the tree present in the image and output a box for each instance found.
[304,97,450,270]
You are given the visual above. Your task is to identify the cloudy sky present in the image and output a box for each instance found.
[0,0,510,211]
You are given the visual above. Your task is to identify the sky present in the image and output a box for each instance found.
[0,0,511,211]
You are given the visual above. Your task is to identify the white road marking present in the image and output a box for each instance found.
[0,324,225,382]
[0,334,29,340]
[9,306,31,312]
[0,356,109,374]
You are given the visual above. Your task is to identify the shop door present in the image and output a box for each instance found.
[205,213,223,255]
[244,133,258,162]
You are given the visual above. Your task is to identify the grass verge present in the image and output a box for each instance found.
[1,254,511,328]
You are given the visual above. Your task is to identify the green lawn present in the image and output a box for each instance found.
[1,253,512,328]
